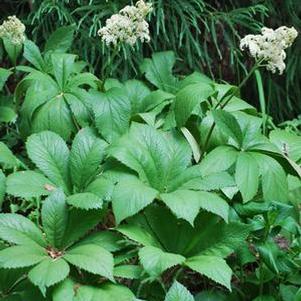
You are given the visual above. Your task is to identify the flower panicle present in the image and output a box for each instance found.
[98,0,153,47]
[240,26,298,74]
[0,15,26,45]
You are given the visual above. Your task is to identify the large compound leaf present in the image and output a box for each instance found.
[139,246,185,277]
[41,189,68,248]
[112,176,158,223]
[140,51,178,93]
[6,171,54,199]
[23,40,46,71]
[64,244,114,281]
[108,123,191,192]
[66,192,103,210]
[70,127,107,190]
[186,255,232,290]
[28,258,70,296]
[93,88,131,143]
[0,213,46,247]
[165,281,194,301]
[161,190,229,225]
[26,131,71,193]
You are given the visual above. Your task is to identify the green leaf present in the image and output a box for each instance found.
[124,79,151,114]
[200,146,238,176]
[188,222,251,258]
[0,68,12,90]
[0,170,6,209]
[252,153,288,202]
[161,190,229,225]
[67,193,103,210]
[6,171,54,199]
[112,176,158,224]
[64,244,114,281]
[270,129,301,162]
[185,255,232,290]
[28,258,70,296]
[235,152,259,203]
[114,265,143,279]
[53,278,75,301]
[0,106,17,123]
[77,231,122,252]
[51,53,76,88]
[139,246,185,277]
[70,127,107,190]
[61,209,101,247]
[45,25,75,53]
[26,131,71,193]
[0,142,20,169]
[74,284,135,301]
[175,83,213,127]
[212,110,243,146]
[140,51,178,93]
[165,281,194,301]
[0,213,46,246]
[108,123,191,192]
[23,40,45,71]
[93,88,131,143]
[42,189,68,248]
[117,224,161,248]
[181,127,201,163]
[0,245,46,268]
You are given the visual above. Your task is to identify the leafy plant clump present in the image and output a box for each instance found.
[0,24,300,301]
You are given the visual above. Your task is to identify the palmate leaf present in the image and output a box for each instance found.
[161,190,229,225]
[0,213,46,247]
[26,131,71,194]
[64,244,114,281]
[185,255,232,291]
[23,40,46,71]
[28,258,70,296]
[139,246,185,277]
[92,88,131,143]
[6,171,54,199]
[69,127,107,191]
[165,281,194,301]
[0,245,46,269]
[112,176,158,224]
[42,190,68,249]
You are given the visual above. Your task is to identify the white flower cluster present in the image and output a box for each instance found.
[0,16,26,45]
[240,26,298,74]
[98,0,153,47]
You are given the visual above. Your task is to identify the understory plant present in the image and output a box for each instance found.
[0,9,300,301]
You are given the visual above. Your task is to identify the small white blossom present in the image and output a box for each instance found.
[98,0,153,47]
[0,16,26,45]
[240,26,298,74]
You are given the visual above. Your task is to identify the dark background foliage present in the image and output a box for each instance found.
[1,0,300,122]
